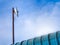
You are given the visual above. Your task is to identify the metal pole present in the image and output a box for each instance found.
[12,8,14,44]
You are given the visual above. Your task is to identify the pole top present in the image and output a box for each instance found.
[12,7,18,17]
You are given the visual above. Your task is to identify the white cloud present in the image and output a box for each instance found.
[15,9,60,42]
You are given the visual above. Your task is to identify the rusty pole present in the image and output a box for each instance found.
[12,8,14,44]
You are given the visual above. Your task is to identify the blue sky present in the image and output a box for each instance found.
[0,0,60,45]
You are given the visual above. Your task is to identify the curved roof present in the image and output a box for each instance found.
[15,31,60,45]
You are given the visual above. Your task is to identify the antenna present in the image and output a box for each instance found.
[14,8,19,17]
